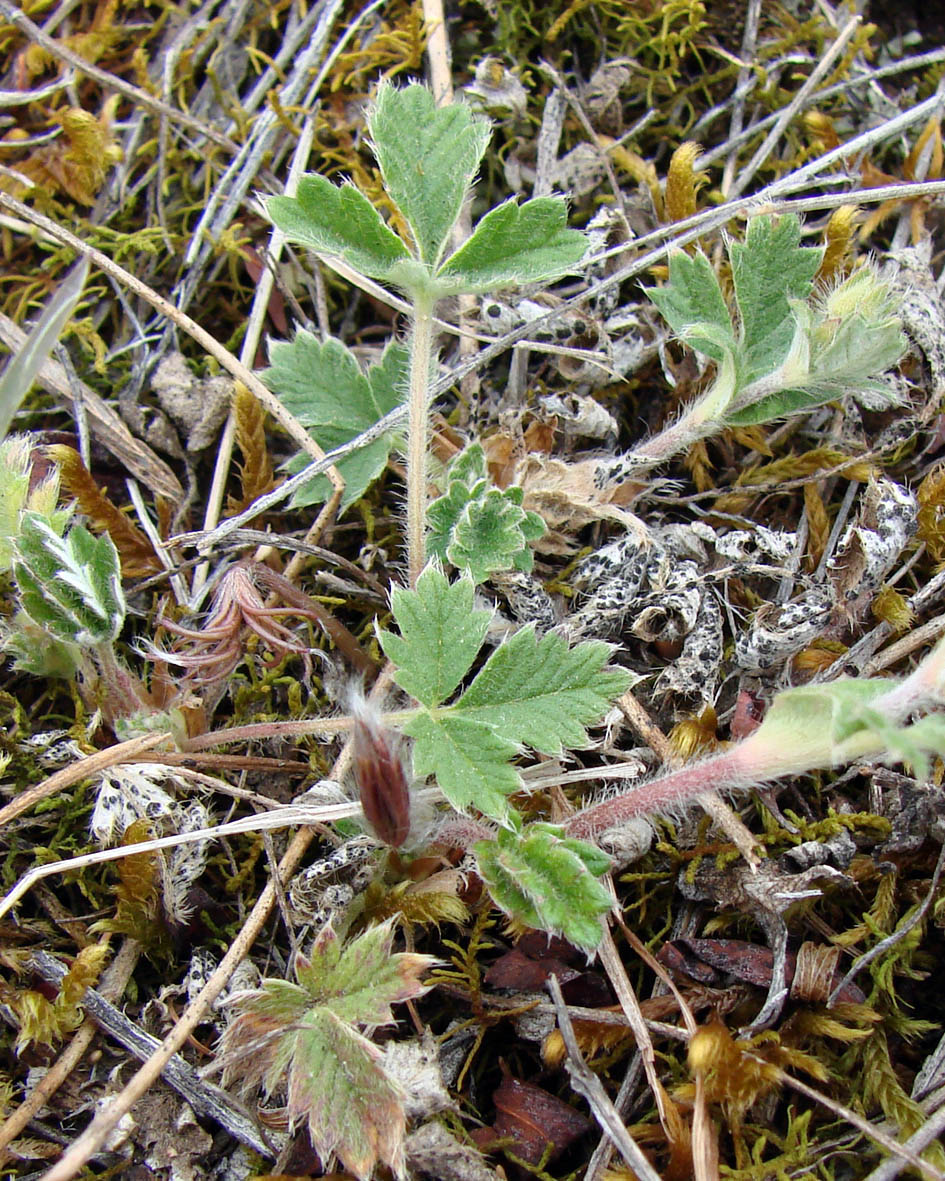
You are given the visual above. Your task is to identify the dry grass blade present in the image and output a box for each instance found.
[0,257,88,438]
[0,191,344,494]
[0,314,183,500]
[547,974,663,1181]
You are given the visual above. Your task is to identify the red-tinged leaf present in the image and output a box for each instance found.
[220,1005,298,1098]
[220,920,437,1181]
[514,932,585,963]
[731,688,765,739]
[243,247,288,335]
[296,918,436,1028]
[492,1074,591,1164]
[287,1009,407,1180]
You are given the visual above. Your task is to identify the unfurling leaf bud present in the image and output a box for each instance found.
[351,695,412,848]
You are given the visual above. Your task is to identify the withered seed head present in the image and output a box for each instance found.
[351,701,412,849]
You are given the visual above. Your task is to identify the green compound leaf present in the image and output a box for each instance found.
[296,917,437,1028]
[267,174,411,281]
[369,81,491,267]
[647,249,735,363]
[14,512,125,646]
[456,626,631,753]
[264,334,406,510]
[405,711,521,818]
[220,919,434,1181]
[730,213,822,382]
[378,566,491,708]
[427,445,546,584]
[474,821,612,951]
[447,442,489,487]
[447,490,543,584]
[438,196,588,292]
[381,566,629,820]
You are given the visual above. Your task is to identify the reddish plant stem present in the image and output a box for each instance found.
[565,746,752,841]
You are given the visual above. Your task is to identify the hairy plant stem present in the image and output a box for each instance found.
[565,746,751,839]
[93,642,149,721]
[406,292,436,586]
[622,360,734,473]
[565,650,945,842]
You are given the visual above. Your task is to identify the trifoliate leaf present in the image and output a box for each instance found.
[14,512,125,645]
[296,918,437,1027]
[438,196,588,292]
[730,213,822,382]
[475,821,612,951]
[378,566,491,708]
[220,919,434,1181]
[456,626,631,752]
[647,249,734,363]
[368,82,491,267]
[267,174,411,281]
[405,711,521,818]
[447,490,543,584]
[264,334,406,510]
[381,566,629,818]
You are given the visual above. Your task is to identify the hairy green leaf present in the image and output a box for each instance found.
[296,918,436,1027]
[475,821,612,951]
[730,213,822,382]
[427,445,546,584]
[14,512,125,646]
[267,175,411,280]
[448,442,489,487]
[453,623,633,751]
[456,626,630,752]
[405,711,521,818]
[726,264,906,425]
[264,334,406,510]
[369,82,491,267]
[289,1010,407,1180]
[438,197,588,292]
[427,477,489,566]
[379,566,491,708]
[647,249,734,362]
[220,919,434,1181]
[381,566,630,818]
[447,491,543,583]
